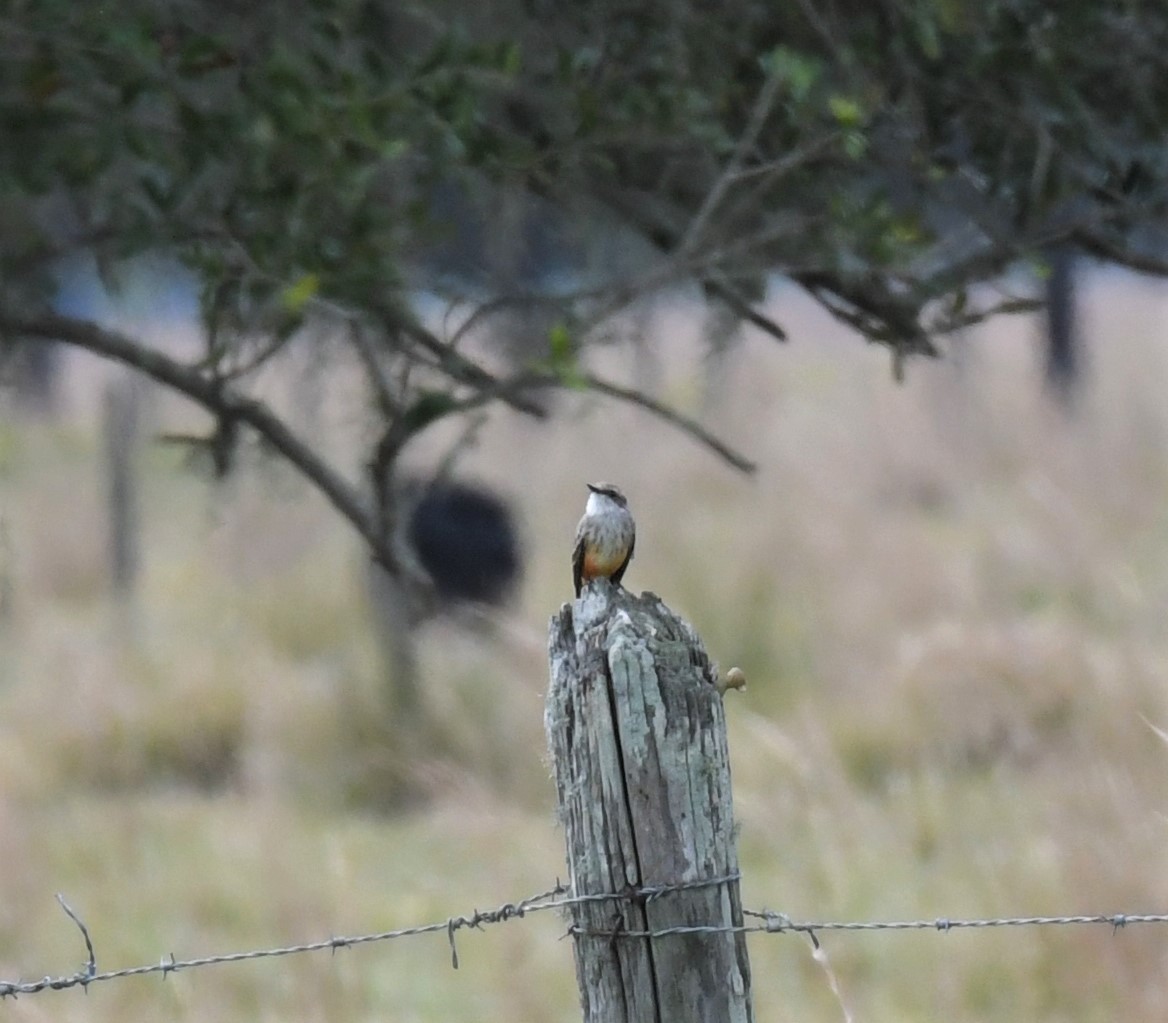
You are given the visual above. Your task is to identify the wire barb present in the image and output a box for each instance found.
[54,894,96,986]
[447,917,460,970]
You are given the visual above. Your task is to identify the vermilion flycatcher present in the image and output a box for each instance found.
[572,482,635,598]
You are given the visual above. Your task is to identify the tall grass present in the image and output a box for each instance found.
[2,269,1168,1020]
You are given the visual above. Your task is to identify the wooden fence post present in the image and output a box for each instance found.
[546,583,753,1023]
[102,375,140,601]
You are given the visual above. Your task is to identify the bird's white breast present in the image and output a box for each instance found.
[585,491,620,516]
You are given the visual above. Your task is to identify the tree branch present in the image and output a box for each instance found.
[701,276,788,343]
[593,184,789,342]
[930,295,1042,334]
[579,373,756,473]
[1,311,398,569]
[392,315,549,419]
[1072,230,1168,278]
[677,68,785,257]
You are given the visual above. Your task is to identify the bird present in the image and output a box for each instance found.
[572,482,636,598]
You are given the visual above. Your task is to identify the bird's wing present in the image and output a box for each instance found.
[572,525,586,598]
[609,530,635,588]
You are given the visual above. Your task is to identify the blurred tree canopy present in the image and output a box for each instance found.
[3,0,1167,568]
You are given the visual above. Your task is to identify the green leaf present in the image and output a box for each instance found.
[843,130,869,159]
[544,321,586,388]
[548,321,574,363]
[281,273,320,313]
[913,9,942,62]
[763,46,821,102]
[828,95,864,127]
[499,41,522,76]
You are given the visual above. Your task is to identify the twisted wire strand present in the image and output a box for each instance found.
[4,877,1163,999]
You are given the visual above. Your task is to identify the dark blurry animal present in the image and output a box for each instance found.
[407,481,521,607]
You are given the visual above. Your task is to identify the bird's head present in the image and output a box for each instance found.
[586,482,628,508]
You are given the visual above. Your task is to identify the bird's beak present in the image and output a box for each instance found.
[586,483,600,493]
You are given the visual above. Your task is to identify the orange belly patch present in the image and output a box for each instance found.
[582,547,628,579]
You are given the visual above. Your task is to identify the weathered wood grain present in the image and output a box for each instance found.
[547,582,752,1022]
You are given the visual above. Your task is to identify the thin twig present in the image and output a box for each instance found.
[722,132,843,187]
[344,318,403,418]
[593,183,790,343]
[701,276,788,343]
[581,373,756,473]
[394,317,548,419]
[677,69,785,257]
[931,296,1042,334]
[445,293,570,349]
[218,328,300,383]
[1073,230,1168,277]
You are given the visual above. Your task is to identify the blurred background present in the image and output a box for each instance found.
[6,2,1168,1019]
[4,266,1168,1020]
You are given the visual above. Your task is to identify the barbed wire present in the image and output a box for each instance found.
[569,908,1168,948]
[0,875,736,998]
[3,876,1165,1000]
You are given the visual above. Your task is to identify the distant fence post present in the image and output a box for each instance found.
[1043,243,1080,407]
[546,585,753,1023]
[102,375,140,601]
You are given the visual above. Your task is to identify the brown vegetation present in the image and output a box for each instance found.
[3,272,1168,1019]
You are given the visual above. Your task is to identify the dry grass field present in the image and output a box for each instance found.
[3,270,1168,1020]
